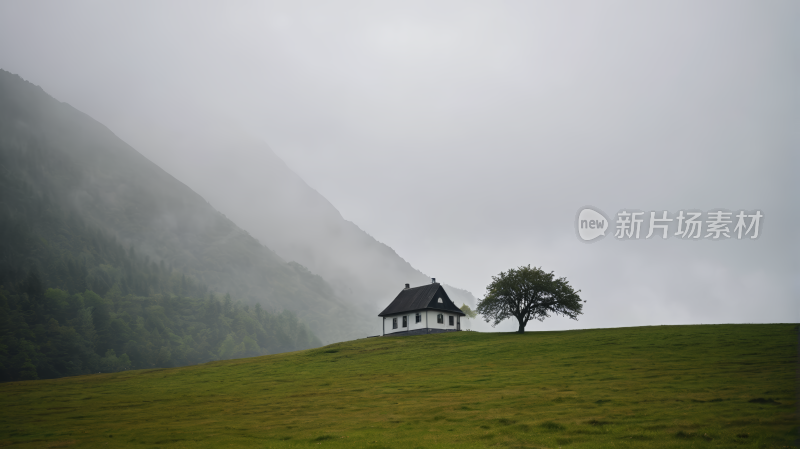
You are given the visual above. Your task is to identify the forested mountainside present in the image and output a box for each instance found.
[0,284,320,382]
[0,70,372,377]
[0,167,320,381]
[113,107,478,329]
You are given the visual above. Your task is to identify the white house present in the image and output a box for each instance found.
[379,279,466,336]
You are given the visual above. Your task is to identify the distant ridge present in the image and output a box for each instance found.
[0,69,372,343]
[111,102,479,334]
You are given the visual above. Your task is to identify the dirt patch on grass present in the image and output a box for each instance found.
[586,419,611,426]
[748,398,780,405]
[540,421,565,431]
[623,435,653,441]
[46,441,77,448]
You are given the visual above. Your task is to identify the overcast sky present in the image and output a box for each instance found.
[1,1,797,331]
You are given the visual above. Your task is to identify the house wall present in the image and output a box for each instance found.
[382,310,461,335]
[425,310,461,331]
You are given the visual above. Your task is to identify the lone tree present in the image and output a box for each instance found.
[477,265,584,333]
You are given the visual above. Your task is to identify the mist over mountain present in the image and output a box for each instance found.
[0,69,372,345]
[107,100,479,333]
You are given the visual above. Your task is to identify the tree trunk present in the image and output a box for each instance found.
[517,318,526,333]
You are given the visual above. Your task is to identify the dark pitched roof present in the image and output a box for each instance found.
[378,283,466,317]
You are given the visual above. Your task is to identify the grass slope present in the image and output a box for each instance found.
[0,324,796,448]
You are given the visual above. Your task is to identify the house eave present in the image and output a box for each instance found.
[378,307,467,318]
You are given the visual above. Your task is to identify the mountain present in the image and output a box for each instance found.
[108,108,478,334]
[0,69,372,345]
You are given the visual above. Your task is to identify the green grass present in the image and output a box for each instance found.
[0,324,796,448]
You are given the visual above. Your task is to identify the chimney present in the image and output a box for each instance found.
[431,277,436,284]
[404,283,410,289]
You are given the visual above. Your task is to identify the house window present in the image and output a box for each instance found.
[438,297,443,303]
[402,316,408,327]
[415,313,421,323]
[437,314,443,324]
[392,318,397,329]
[449,315,454,326]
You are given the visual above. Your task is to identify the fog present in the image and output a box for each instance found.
[1,1,796,332]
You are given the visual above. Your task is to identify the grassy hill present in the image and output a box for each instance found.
[0,324,795,448]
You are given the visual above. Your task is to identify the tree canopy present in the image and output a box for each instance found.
[476,265,584,333]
